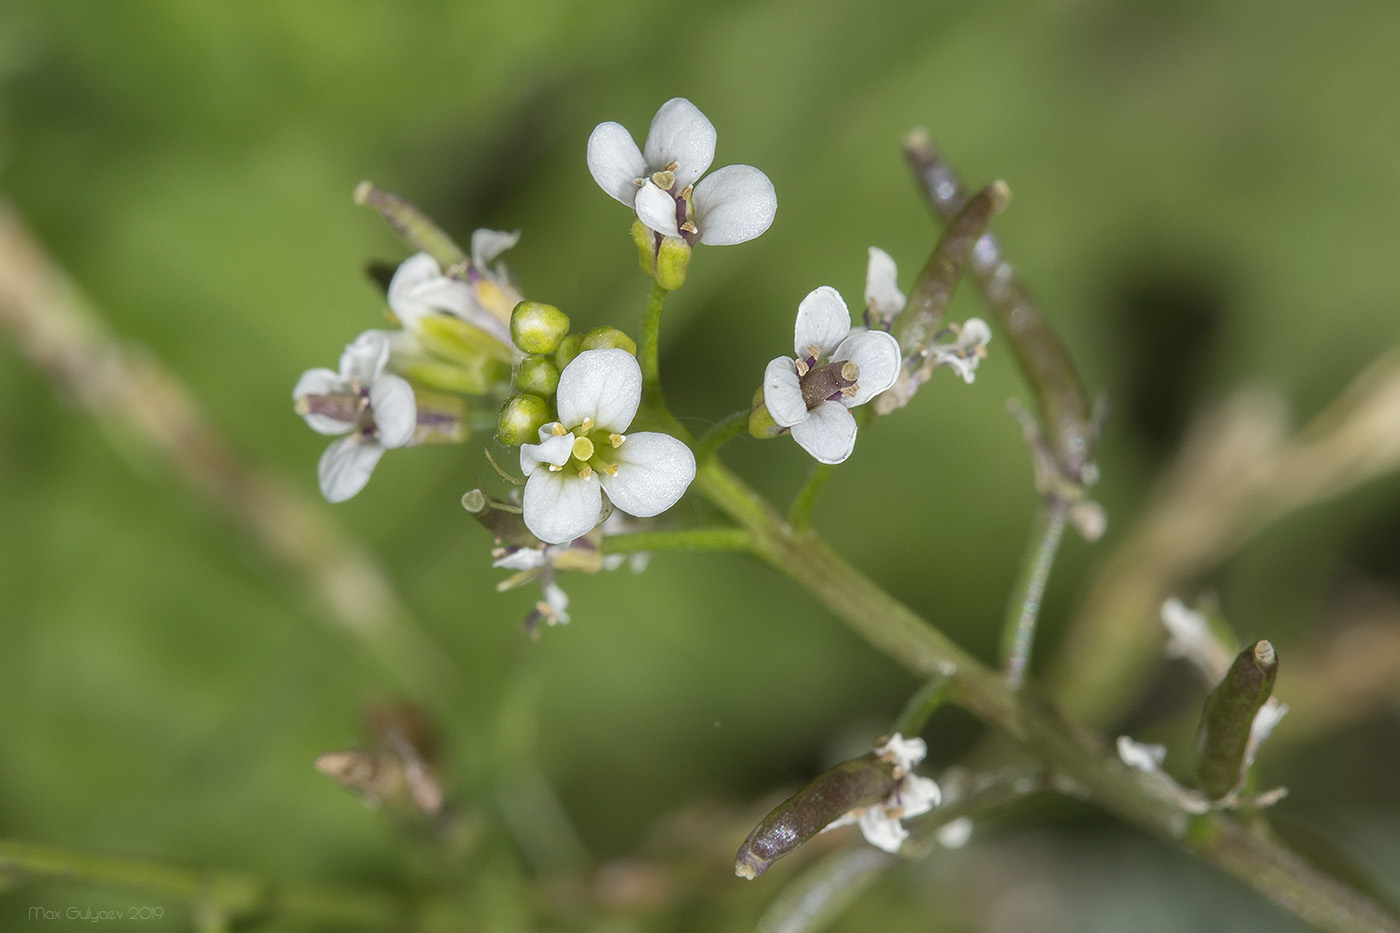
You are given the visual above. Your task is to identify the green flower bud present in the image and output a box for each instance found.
[631,218,658,278]
[655,235,691,292]
[497,393,552,447]
[510,301,570,355]
[1195,640,1278,800]
[555,333,585,370]
[410,315,513,393]
[515,354,560,398]
[579,326,637,356]
[748,389,784,439]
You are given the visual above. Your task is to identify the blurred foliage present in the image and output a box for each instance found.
[2,0,1399,930]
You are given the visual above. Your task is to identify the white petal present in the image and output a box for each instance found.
[293,368,355,435]
[369,374,416,448]
[522,469,602,545]
[556,349,641,432]
[340,330,391,384]
[599,432,696,518]
[794,286,852,359]
[470,228,520,270]
[763,357,809,428]
[317,436,385,503]
[492,548,549,571]
[643,98,716,189]
[832,329,902,406]
[937,817,974,850]
[586,121,647,206]
[875,733,928,771]
[857,807,908,853]
[865,247,906,318]
[1116,735,1167,773]
[542,581,571,624]
[634,181,681,237]
[790,401,858,464]
[896,775,942,818]
[961,318,992,347]
[692,164,777,246]
[520,432,575,475]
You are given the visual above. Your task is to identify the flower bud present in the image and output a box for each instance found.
[510,301,570,355]
[1195,640,1278,800]
[579,326,637,356]
[497,393,552,447]
[748,389,784,439]
[555,334,585,370]
[515,354,560,398]
[631,218,658,277]
[654,235,691,292]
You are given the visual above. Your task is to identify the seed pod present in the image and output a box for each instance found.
[1195,640,1278,799]
[735,755,897,879]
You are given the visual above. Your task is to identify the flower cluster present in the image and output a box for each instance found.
[295,97,990,628]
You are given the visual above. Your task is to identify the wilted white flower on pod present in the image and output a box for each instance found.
[518,349,695,545]
[387,249,516,348]
[587,97,777,246]
[930,318,992,384]
[293,330,416,503]
[864,246,906,330]
[763,286,901,464]
[824,733,942,853]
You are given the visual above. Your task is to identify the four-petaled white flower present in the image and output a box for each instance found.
[763,286,902,464]
[293,330,416,503]
[587,97,777,246]
[519,349,696,545]
[824,733,942,853]
[930,318,992,384]
[864,246,906,331]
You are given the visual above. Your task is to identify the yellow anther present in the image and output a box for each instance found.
[680,221,697,234]
[679,183,693,200]
[604,464,619,477]
[664,160,679,172]
[794,358,810,377]
[551,423,568,436]
[548,463,563,472]
[572,436,595,461]
[580,417,595,433]
[577,465,593,479]
[608,433,626,448]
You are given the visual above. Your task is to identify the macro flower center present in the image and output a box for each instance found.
[295,388,374,431]
[547,418,627,479]
[798,359,861,409]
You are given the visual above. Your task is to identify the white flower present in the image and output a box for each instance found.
[930,318,992,384]
[518,349,696,545]
[293,330,416,502]
[1116,735,1168,773]
[763,286,901,464]
[587,97,776,246]
[864,246,905,330]
[823,733,942,854]
[387,249,515,348]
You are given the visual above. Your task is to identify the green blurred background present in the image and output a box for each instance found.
[2,1,1399,930]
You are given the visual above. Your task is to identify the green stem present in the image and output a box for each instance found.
[788,464,835,531]
[693,409,751,465]
[891,671,955,738]
[600,527,754,555]
[0,839,408,928]
[692,458,1399,933]
[637,281,691,441]
[999,499,1071,689]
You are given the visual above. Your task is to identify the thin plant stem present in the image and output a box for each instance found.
[692,457,1400,933]
[637,280,691,441]
[693,409,751,465]
[600,527,754,555]
[0,839,409,928]
[1000,498,1071,689]
[788,463,835,531]
[891,670,955,738]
